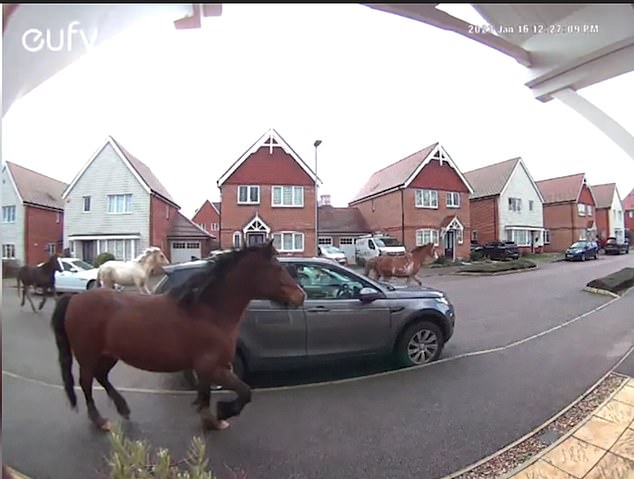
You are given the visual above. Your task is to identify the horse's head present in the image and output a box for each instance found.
[48,254,63,273]
[140,247,170,274]
[411,243,439,264]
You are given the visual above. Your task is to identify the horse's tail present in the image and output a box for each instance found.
[364,257,376,277]
[16,275,20,296]
[50,294,77,409]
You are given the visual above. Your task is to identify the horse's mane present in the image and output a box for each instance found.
[135,246,160,263]
[167,245,266,309]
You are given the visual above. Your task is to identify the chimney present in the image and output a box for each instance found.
[320,194,331,206]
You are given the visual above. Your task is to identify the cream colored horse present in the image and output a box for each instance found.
[98,247,170,294]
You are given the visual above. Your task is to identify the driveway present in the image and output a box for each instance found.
[2,253,633,478]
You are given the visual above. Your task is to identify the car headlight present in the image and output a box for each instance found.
[437,295,449,305]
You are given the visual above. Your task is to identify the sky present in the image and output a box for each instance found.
[3,3,634,218]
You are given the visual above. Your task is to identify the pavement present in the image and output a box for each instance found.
[2,254,634,479]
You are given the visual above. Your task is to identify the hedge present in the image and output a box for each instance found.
[94,252,116,268]
[458,258,536,274]
[586,267,634,295]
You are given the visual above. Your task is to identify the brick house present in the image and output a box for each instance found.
[317,195,371,264]
[590,183,626,243]
[217,128,320,256]
[62,136,215,263]
[621,188,634,239]
[349,142,474,261]
[535,173,597,253]
[1,161,66,267]
[191,199,221,238]
[464,157,545,252]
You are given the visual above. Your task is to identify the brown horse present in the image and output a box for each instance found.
[365,243,438,286]
[50,241,305,432]
[16,254,63,312]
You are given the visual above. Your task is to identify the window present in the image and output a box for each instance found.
[544,230,551,244]
[293,264,366,301]
[107,194,132,214]
[318,237,333,246]
[198,223,208,231]
[172,242,186,249]
[56,212,61,224]
[529,200,534,212]
[211,222,219,231]
[508,198,522,212]
[186,242,200,249]
[272,186,304,207]
[586,205,592,216]
[415,189,438,208]
[456,228,464,244]
[47,243,56,255]
[629,211,633,219]
[232,232,242,248]
[415,229,439,246]
[471,231,478,242]
[339,238,354,245]
[273,232,304,252]
[2,205,16,223]
[2,244,16,259]
[82,196,91,212]
[446,192,460,208]
[238,185,260,204]
[507,229,530,246]
[165,204,170,219]
[577,203,586,216]
[97,239,138,261]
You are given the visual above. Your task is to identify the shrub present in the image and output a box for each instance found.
[469,250,485,262]
[94,252,116,268]
[587,267,634,294]
[106,423,217,479]
[459,258,536,274]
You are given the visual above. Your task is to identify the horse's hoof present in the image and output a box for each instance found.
[216,420,230,430]
[98,419,112,431]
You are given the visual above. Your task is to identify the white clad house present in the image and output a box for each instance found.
[591,183,626,243]
[62,136,214,263]
[464,157,546,251]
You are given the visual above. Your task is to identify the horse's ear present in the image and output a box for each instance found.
[265,239,277,257]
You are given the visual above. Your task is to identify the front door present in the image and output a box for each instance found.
[444,230,455,260]
[81,240,96,264]
[246,232,266,246]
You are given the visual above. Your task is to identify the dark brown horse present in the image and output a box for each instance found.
[50,241,305,432]
[365,243,439,286]
[17,254,63,312]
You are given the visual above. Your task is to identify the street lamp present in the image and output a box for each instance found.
[314,139,322,256]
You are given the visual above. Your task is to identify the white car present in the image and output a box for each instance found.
[38,257,100,293]
[318,245,348,265]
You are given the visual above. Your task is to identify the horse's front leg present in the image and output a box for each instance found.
[212,366,252,423]
[193,373,230,431]
[410,274,422,286]
[24,286,37,313]
[38,285,53,310]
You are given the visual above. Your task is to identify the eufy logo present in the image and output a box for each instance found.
[22,21,98,53]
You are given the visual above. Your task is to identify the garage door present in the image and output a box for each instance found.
[170,241,202,263]
[338,237,356,264]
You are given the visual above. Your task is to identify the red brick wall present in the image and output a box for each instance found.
[579,184,595,206]
[543,202,581,252]
[191,200,220,237]
[469,197,497,244]
[626,209,634,234]
[408,159,471,192]
[595,208,610,239]
[224,146,315,186]
[24,206,63,265]
[149,195,179,259]
[219,184,316,257]
[352,190,403,241]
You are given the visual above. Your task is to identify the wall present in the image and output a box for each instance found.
[469,197,497,244]
[610,189,625,240]
[352,190,403,241]
[1,166,25,263]
[149,195,179,259]
[542,202,579,252]
[192,201,220,237]
[63,143,150,250]
[25,206,63,264]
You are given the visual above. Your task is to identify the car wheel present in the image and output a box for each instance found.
[581,253,586,261]
[593,252,598,260]
[395,320,444,368]
[183,353,247,390]
[87,280,97,290]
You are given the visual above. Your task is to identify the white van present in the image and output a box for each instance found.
[355,235,406,266]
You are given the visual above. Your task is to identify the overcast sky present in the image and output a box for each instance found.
[3,4,633,218]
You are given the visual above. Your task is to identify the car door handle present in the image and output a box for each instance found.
[307,306,330,313]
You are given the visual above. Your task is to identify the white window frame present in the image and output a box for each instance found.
[577,203,586,216]
[186,242,200,249]
[508,197,522,212]
[456,228,464,245]
[415,229,439,246]
[528,200,534,212]
[586,204,592,216]
[273,231,304,252]
[237,185,260,205]
[272,185,304,208]
[198,223,208,231]
[107,194,132,214]
[232,232,242,248]
[82,196,91,213]
[508,229,531,247]
[318,237,333,246]
[165,204,170,219]
[56,211,61,224]
[211,222,219,231]
[2,243,16,259]
[446,192,460,208]
[339,237,354,246]
[629,211,633,219]
[47,243,56,255]
[544,229,551,244]
[2,205,16,223]
[415,189,438,209]
[471,231,478,242]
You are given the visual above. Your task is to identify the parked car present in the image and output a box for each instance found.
[603,237,630,255]
[153,256,456,386]
[318,245,348,265]
[355,235,406,266]
[470,240,484,253]
[481,241,520,261]
[36,257,99,293]
[564,240,599,261]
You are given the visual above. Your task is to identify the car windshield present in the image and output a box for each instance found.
[570,242,587,248]
[380,238,402,247]
[70,259,94,270]
[322,246,343,254]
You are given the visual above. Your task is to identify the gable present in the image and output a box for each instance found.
[408,159,471,193]
[192,200,219,223]
[501,160,545,203]
[578,184,595,205]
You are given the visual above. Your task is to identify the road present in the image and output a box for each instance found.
[2,253,633,479]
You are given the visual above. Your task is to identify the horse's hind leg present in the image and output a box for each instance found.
[38,289,48,310]
[193,375,230,431]
[94,356,130,419]
[23,287,37,313]
[79,365,110,431]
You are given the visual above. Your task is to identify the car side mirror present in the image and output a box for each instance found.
[69,267,78,273]
[359,287,382,303]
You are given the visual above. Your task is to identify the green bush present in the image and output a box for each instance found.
[107,423,216,479]
[94,252,116,268]
[459,258,536,274]
[587,267,634,294]
[469,250,485,262]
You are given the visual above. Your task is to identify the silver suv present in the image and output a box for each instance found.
[153,256,456,383]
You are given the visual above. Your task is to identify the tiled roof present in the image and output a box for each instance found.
[590,183,616,209]
[464,158,520,199]
[350,143,438,203]
[623,188,634,210]
[212,201,221,213]
[5,161,67,210]
[168,211,215,239]
[535,173,586,204]
[318,206,370,234]
[109,137,179,206]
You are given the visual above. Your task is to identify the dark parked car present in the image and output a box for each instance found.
[470,240,483,253]
[603,237,630,255]
[153,256,456,385]
[482,241,520,261]
[564,240,599,261]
